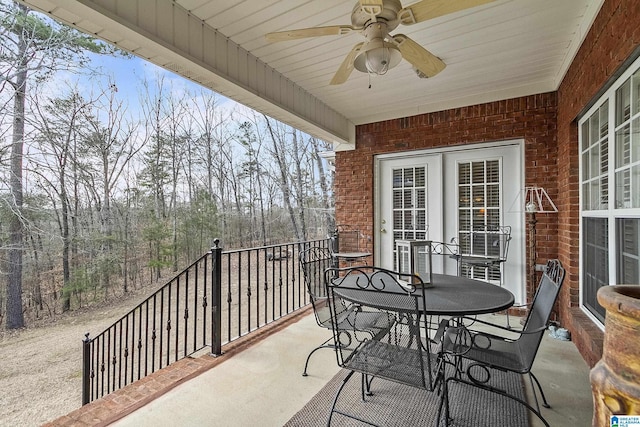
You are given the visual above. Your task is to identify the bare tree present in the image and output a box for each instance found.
[0,1,111,328]
[30,86,93,311]
[80,82,142,297]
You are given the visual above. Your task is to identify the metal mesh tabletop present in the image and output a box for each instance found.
[333,273,514,316]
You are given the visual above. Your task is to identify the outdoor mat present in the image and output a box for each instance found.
[285,365,529,427]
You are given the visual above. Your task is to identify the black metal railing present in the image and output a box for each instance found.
[82,238,330,405]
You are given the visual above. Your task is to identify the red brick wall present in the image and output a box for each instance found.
[338,0,640,368]
[556,0,640,367]
[336,93,558,304]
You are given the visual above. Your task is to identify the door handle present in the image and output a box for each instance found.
[380,228,386,233]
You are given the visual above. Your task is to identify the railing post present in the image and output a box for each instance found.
[82,332,91,405]
[210,239,223,356]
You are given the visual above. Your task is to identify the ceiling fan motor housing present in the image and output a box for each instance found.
[351,0,402,31]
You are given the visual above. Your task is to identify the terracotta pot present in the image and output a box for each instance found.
[590,285,640,426]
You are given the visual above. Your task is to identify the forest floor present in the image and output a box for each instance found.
[0,283,165,427]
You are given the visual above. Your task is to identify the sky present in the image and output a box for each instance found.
[26,31,247,134]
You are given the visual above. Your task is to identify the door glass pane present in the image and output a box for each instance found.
[459,186,470,208]
[471,162,485,183]
[487,184,500,207]
[472,185,484,206]
[459,163,470,185]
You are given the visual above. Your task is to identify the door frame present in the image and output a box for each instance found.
[373,139,527,303]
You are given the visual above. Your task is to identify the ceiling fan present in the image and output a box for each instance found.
[265,0,497,85]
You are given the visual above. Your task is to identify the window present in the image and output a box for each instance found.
[579,59,640,325]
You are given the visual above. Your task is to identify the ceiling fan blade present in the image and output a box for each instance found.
[330,42,365,85]
[393,34,445,78]
[265,25,356,42]
[358,0,384,18]
[398,0,497,25]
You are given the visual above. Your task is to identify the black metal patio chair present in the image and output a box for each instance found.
[452,225,513,326]
[437,259,565,427]
[453,225,512,285]
[324,265,447,426]
[330,224,370,266]
[299,247,388,377]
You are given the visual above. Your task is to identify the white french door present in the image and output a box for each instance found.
[375,142,526,304]
[375,155,443,272]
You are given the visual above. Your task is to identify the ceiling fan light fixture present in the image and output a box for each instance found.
[353,38,402,75]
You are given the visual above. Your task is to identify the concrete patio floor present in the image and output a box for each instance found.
[104,311,593,427]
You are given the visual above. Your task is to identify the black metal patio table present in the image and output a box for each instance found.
[332,273,514,316]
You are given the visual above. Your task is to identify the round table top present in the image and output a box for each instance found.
[333,273,514,316]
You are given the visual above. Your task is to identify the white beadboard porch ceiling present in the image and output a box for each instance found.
[20,0,603,149]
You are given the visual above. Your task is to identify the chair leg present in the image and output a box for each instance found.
[436,376,451,427]
[327,370,355,427]
[302,336,334,376]
[529,372,551,408]
[362,373,374,397]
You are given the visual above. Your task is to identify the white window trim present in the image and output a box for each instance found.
[578,55,640,329]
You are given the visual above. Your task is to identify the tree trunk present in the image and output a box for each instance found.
[310,137,334,233]
[6,59,27,329]
[264,116,301,241]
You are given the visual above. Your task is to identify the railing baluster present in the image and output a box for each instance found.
[166,282,172,367]
[151,294,156,374]
[247,250,252,333]
[256,249,261,329]
[184,269,189,357]
[226,252,231,343]
[124,315,129,387]
[193,265,198,353]
[159,288,164,369]
[138,302,143,379]
[237,251,242,339]
[118,321,123,390]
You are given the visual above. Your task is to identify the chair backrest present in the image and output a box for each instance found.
[518,259,565,368]
[458,225,511,261]
[299,247,333,327]
[395,240,460,281]
[430,240,460,275]
[333,225,361,253]
[324,265,438,391]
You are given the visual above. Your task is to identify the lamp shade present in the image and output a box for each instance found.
[354,38,402,75]
[524,187,558,213]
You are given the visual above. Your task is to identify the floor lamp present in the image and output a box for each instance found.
[524,187,558,300]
